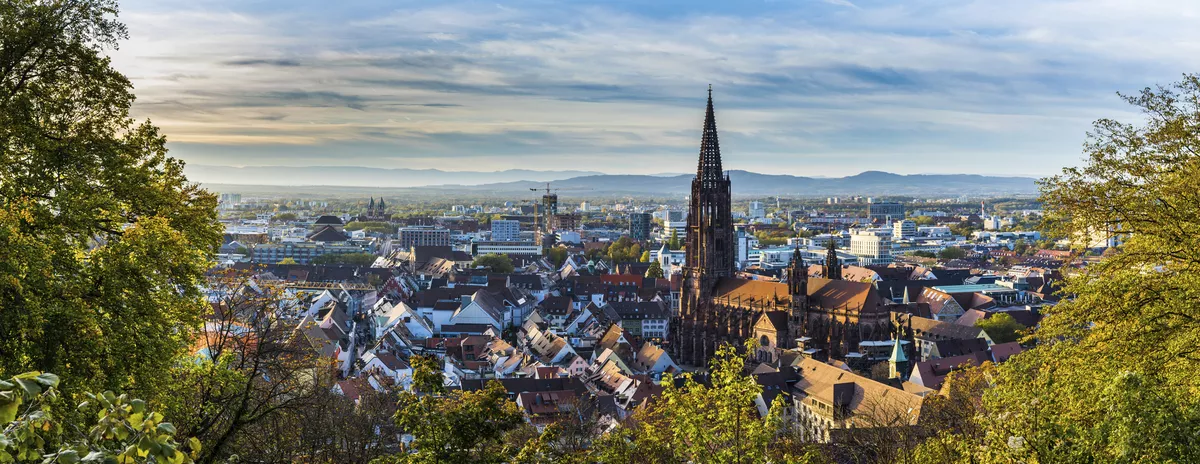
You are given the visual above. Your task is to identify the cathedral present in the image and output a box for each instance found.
[670,88,895,367]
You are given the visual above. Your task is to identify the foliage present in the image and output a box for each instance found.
[938,247,968,260]
[667,230,681,250]
[644,260,664,279]
[0,0,221,402]
[277,258,298,265]
[546,247,569,268]
[344,221,396,235]
[471,253,515,273]
[974,313,1024,344]
[912,74,1200,463]
[605,237,642,263]
[383,373,523,463]
[591,341,812,464]
[164,278,326,463]
[754,229,793,247]
[1,371,199,463]
[912,216,936,226]
[273,213,298,221]
[311,252,377,266]
[911,251,937,259]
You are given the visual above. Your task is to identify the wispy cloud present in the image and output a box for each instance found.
[108,0,1200,177]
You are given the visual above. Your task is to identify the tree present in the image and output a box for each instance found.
[911,250,937,259]
[912,216,936,226]
[277,257,299,265]
[1013,239,1031,256]
[165,277,327,463]
[381,361,523,463]
[471,253,515,273]
[596,341,794,464]
[645,260,664,279]
[639,250,650,263]
[667,230,681,250]
[912,74,1200,463]
[0,0,221,402]
[1,371,200,463]
[546,246,569,269]
[975,313,1024,344]
[605,237,642,263]
[938,247,968,260]
[274,213,298,221]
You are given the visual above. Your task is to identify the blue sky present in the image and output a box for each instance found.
[109,0,1200,177]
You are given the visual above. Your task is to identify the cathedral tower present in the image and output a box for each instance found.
[673,86,735,366]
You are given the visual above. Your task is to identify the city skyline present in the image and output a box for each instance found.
[110,0,1200,177]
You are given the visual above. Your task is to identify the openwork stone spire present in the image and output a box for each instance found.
[697,85,724,184]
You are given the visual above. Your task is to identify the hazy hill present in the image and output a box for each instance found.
[184,165,604,187]
[438,170,1039,196]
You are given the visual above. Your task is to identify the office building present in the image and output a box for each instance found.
[491,220,521,242]
[868,201,905,223]
[629,212,653,241]
[397,226,451,248]
[850,231,893,266]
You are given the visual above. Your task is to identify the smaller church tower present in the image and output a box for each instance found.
[823,239,842,280]
[367,197,375,218]
[787,246,807,296]
[377,197,386,218]
[888,336,909,381]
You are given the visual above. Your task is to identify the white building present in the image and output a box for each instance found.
[893,220,917,239]
[850,231,893,266]
[748,201,765,219]
[491,219,521,242]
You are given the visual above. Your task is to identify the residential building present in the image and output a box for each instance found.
[850,231,893,266]
[629,212,652,242]
[868,201,905,223]
[250,242,365,264]
[491,219,521,242]
[471,241,544,256]
[893,220,916,239]
[397,226,451,248]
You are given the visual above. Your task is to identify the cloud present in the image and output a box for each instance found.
[106,0,1199,176]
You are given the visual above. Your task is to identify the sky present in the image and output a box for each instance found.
[108,0,1200,177]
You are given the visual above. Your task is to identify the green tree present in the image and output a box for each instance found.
[974,313,1024,344]
[911,250,937,259]
[644,260,664,279]
[1,371,200,463]
[912,216,936,226]
[546,246,569,269]
[381,363,523,463]
[667,229,681,250]
[593,342,801,464]
[913,74,1200,464]
[471,253,515,273]
[0,0,221,401]
[938,247,968,260]
[274,212,298,221]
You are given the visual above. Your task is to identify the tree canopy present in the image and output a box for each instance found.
[0,0,221,401]
[974,313,1024,344]
[914,74,1200,463]
[472,253,515,273]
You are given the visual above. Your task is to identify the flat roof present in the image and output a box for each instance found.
[931,284,1016,294]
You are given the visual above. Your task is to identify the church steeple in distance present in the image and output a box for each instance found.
[824,239,842,280]
[697,84,725,184]
[674,86,736,366]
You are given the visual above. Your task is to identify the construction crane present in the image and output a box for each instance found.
[528,182,592,246]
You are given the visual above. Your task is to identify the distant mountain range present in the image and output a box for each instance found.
[190,165,1040,197]
[432,170,1040,196]
[184,165,604,187]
